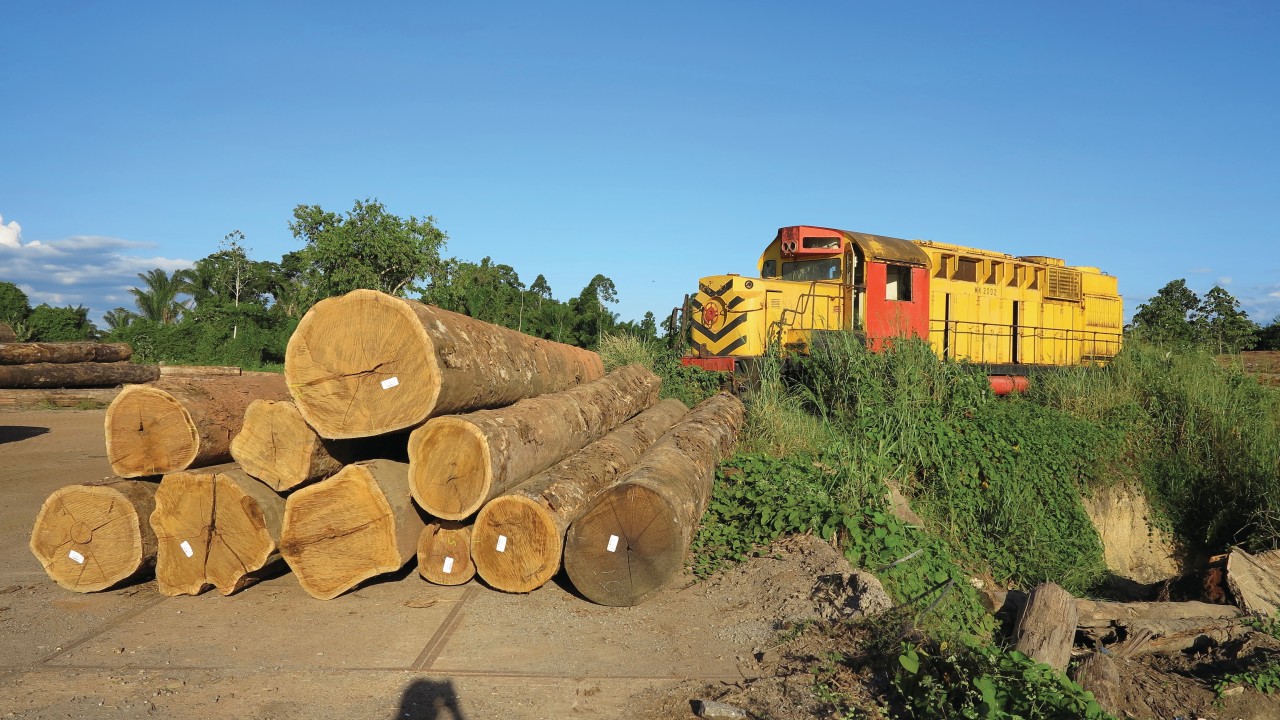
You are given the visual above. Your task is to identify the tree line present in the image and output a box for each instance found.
[1128,278,1277,353]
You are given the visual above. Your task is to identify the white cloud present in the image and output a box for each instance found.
[1217,276,1233,286]
[0,214,26,249]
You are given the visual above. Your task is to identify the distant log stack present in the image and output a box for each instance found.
[231,399,346,492]
[563,393,745,606]
[0,342,133,364]
[0,322,15,342]
[472,398,688,593]
[29,480,158,592]
[0,362,159,389]
[409,364,661,520]
[418,520,476,586]
[150,467,286,596]
[104,374,289,477]
[284,289,604,439]
[280,459,426,600]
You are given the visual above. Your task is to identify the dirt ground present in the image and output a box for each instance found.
[0,408,880,720]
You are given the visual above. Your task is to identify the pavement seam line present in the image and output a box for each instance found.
[36,593,169,666]
[410,584,478,671]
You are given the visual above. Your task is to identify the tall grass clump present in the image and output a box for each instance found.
[596,333,724,408]
[1029,342,1280,551]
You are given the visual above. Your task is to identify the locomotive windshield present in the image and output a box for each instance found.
[781,258,841,281]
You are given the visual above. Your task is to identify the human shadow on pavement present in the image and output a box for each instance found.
[0,425,49,444]
[395,678,467,720]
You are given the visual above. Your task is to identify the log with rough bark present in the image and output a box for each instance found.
[104,374,289,477]
[280,459,426,600]
[159,365,242,377]
[0,342,132,364]
[150,467,286,596]
[1227,547,1280,616]
[563,393,744,606]
[0,361,159,389]
[29,480,158,592]
[471,398,688,593]
[409,364,661,520]
[0,322,15,343]
[1012,582,1078,672]
[1070,652,1123,715]
[418,520,475,586]
[284,289,604,439]
[231,399,346,492]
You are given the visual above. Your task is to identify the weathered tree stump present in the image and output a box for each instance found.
[29,480,158,592]
[1013,582,1078,671]
[417,521,475,586]
[1070,651,1122,715]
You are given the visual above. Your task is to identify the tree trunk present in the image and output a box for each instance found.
[408,364,661,520]
[104,374,289,477]
[417,520,475,586]
[231,399,346,492]
[159,365,242,377]
[150,467,286,596]
[563,393,745,606]
[0,362,159,389]
[1013,582,1078,672]
[0,342,133,364]
[279,459,426,600]
[29,480,158,592]
[284,289,605,439]
[472,398,688,593]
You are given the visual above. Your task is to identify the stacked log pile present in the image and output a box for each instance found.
[29,289,745,607]
[0,341,159,388]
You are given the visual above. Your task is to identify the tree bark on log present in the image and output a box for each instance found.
[418,520,475,585]
[104,374,289,477]
[0,342,133,364]
[0,362,158,389]
[280,459,426,600]
[409,364,661,521]
[1070,652,1123,715]
[284,289,605,439]
[472,398,688,593]
[150,467,286,596]
[1012,582,1078,672]
[563,393,745,606]
[159,365,242,377]
[29,480,158,592]
[231,399,346,492]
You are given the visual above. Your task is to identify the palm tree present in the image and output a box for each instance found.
[130,268,189,324]
[102,307,137,332]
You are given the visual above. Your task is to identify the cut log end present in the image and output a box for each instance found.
[285,290,441,439]
[30,481,157,593]
[408,418,492,520]
[563,483,683,607]
[417,521,476,586]
[105,385,199,477]
[472,495,561,593]
[230,399,338,492]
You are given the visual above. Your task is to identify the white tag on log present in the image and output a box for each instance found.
[381,377,400,390]
[180,540,194,558]
[68,550,85,564]
[442,557,454,574]
[496,535,507,553]
[607,535,619,553]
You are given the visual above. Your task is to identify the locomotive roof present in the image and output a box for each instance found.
[777,226,931,268]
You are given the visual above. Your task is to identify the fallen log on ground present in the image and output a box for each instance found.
[418,520,475,586]
[29,480,158,592]
[0,342,132,364]
[0,361,159,389]
[104,374,289,477]
[563,393,744,606]
[1012,582,1077,672]
[150,467,286,595]
[159,365,242,377]
[0,388,122,409]
[471,398,688,593]
[280,459,426,600]
[231,399,346,492]
[409,364,661,520]
[284,289,604,439]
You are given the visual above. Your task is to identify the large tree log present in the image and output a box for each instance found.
[29,480,158,592]
[563,393,745,606]
[151,467,285,595]
[1012,582,1078,672]
[471,398,688,593]
[284,289,604,439]
[280,459,426,600]
[418,520,475,586]
[0,362,159,389]
[231,399,346,492]
[104,374,289,477]
[409,365,661,520]
[0,342,132,364]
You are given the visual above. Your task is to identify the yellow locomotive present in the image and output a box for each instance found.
[682,226,1123,390]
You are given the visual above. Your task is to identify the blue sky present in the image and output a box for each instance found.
[2,1,1278,328]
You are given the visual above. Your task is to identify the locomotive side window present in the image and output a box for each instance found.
[885,264,913,301]
[762,259,777,278]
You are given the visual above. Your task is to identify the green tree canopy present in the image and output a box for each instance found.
[0,281,31,326]
[130,268,190,324]
[1193,286,1257,354]
[1257,315,1280,351]
[1130,279,1200,344]
[25,304,97,341]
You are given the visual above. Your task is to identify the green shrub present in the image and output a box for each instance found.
[597,333,724,407]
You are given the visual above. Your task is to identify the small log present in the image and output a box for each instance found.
[471,398,688,593]
[231,399,345,492]
[29,480,158,592]
[104,374,289,477]
[563,393,745,606]
[418,521,475,586]
[0,322,15,342]
[1074,597,1242,629]
[1013,583,1078,671]
[0,388,122,409]
[159,365,242,377]
[280,459,426,600]
[0,342,132,365]
[150,467,285,596]
[409,364,661,520]
[284,289,604,439]
[1070,652,1123,715]
[0,362,159,389]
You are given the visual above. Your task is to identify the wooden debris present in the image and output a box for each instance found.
[0,342,132,364]
[1070,651,1122,714]
[29,480,158,592]
[0,361,159,389]
[1227,546,1280,616]
[1012,582,1077,672]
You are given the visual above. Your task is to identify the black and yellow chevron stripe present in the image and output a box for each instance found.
[689,278,753,357]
